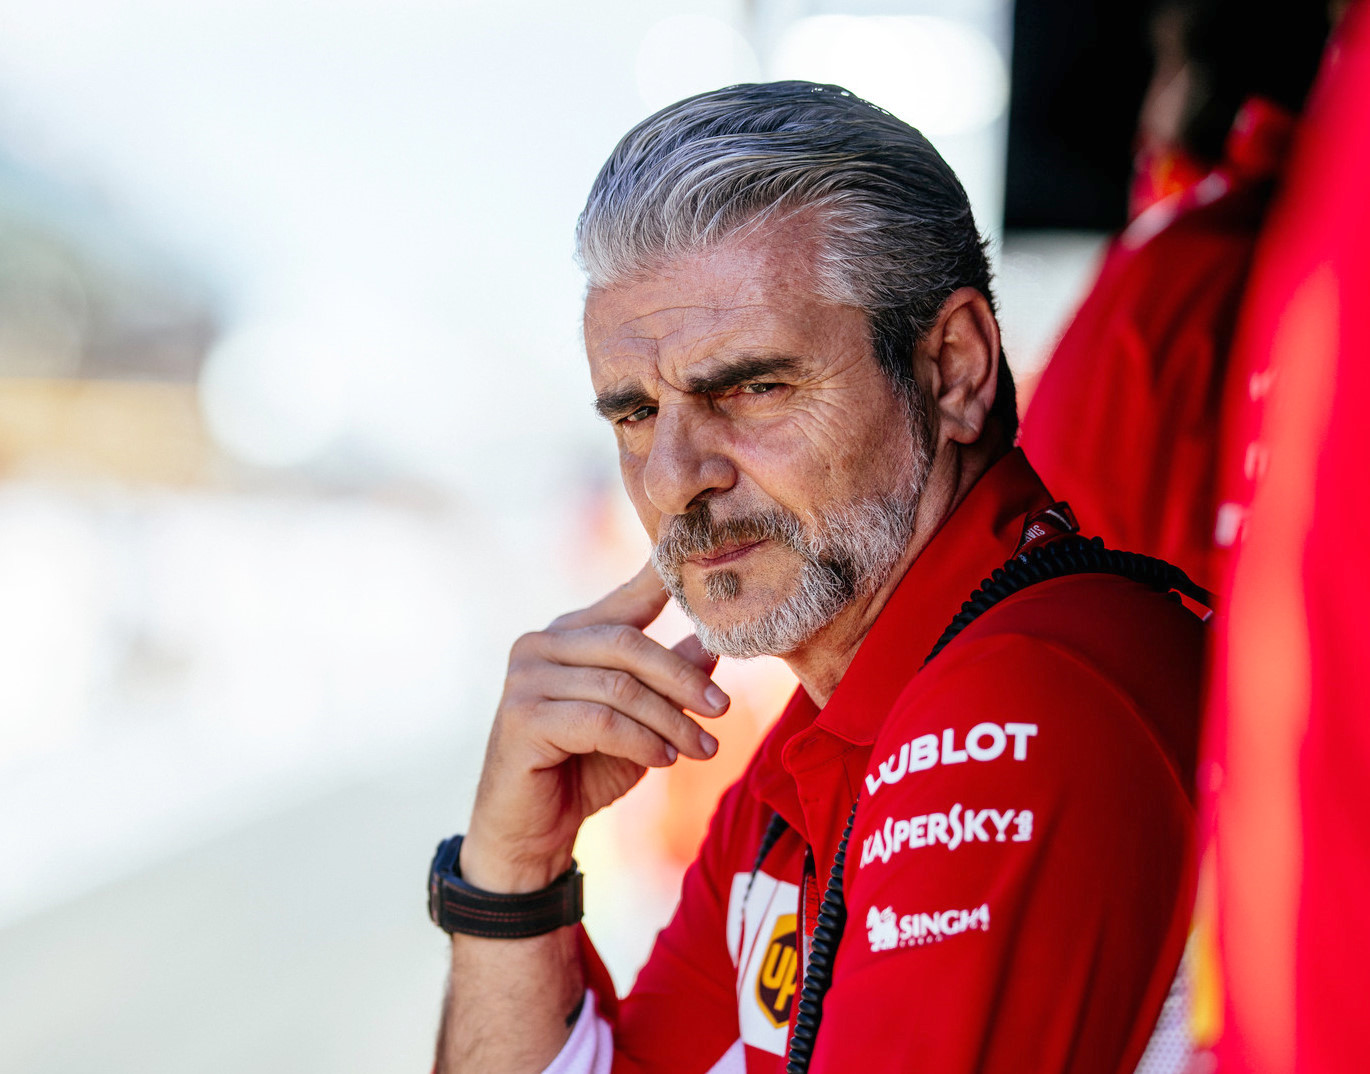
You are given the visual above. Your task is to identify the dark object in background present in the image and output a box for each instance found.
[1006,0,1333,231]
[1168,0,1331,165]
[1006,0,1152,230]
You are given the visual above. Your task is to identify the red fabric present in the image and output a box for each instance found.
[1204,5,1370,1070]
[585,450,1205,1073]
[1019,102,1293,595]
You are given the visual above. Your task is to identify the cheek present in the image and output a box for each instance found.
[618,451,662,537]
[740,403,913,499]
[725,410,855,489]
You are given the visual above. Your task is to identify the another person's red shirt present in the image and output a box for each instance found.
[1019,101,1294,594]
[1199,4,1370,1070]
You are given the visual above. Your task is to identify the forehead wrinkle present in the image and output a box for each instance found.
[583,237,845,403]
[597,309,775,383]
[611,297,775,347]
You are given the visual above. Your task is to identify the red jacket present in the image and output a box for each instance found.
[582,451,1205,1073]
[1020,101,1294,596]
[1201,5,1370,1069]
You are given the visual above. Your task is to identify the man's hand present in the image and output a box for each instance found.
[460,563,730,894]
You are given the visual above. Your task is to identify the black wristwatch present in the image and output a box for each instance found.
[427,834,584,939]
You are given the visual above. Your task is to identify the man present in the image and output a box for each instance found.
[1019,0,1331,594]
[432,83,1204,1073]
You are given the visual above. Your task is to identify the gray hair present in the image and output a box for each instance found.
[575,81,1015,436]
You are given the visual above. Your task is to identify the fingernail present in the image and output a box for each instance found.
[705,685,729,712]
[664,744,678,764]
[699,730,718,758]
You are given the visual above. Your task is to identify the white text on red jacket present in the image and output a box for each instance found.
[864,722,1039,796]
[866,902,991,952]
[859,804,1034,867]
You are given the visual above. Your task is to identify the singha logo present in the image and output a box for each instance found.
[865,905,900,952]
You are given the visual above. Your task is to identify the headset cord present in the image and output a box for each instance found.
[928,535,1214,662]
[777,534,1212,1074]
[783,799,858,1074]
[743,810,792,907]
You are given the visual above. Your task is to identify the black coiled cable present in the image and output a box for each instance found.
[926,535,1213,664]
[783,800,858,1074]
[775,534,1211,1074]
[743,810,792,908]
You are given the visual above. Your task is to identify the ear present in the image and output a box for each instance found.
[914,287,1001,447]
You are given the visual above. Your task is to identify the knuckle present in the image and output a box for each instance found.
[584,702,617,735]
[670,658,700,689]
[605,623,642,652]
[603,669,641,706]
[508,631,544,664]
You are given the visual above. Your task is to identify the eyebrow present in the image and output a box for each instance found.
[593,354,805,422]
[684,354,803,395]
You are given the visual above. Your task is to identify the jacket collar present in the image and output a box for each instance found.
[749,449,1056,841]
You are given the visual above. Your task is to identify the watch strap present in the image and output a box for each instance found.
[428,834,584,938]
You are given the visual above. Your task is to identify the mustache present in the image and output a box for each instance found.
[652,501,806,572]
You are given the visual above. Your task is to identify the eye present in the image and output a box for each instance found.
[619,405,656,425]
[740,382,779,395]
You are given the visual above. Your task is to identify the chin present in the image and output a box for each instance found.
[682,586,838,661]
[692,573,787,619]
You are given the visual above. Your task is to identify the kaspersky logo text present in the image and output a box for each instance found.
[859,804,1033,867]
[866,902,991,952]
[865,722,1038,796]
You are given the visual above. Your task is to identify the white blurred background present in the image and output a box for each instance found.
[0,1,1103,1070]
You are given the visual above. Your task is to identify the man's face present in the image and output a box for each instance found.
[584,224,930,657]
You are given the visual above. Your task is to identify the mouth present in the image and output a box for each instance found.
[688,539,766,568]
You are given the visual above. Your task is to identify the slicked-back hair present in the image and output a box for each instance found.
[575,81,1016,440]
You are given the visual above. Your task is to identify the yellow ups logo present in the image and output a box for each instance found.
[756,913,798,1028]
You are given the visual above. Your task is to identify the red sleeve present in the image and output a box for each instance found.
[1020,223,1253,594]
[1021,249,1164,551]
[815,634,1196,1073]
[580,777,766,1073]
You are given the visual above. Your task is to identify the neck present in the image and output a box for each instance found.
[782,442,997,706]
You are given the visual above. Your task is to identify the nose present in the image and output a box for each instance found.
[642,402,736,516]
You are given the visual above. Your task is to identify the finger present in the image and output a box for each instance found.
[538,624,730,718]
[550,562,668,632]
[670,636,727,719]
[534,699,682,770]
[538,665,718,760]
[671,633,718,675]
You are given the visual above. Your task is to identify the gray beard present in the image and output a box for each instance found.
[651,474,926,660]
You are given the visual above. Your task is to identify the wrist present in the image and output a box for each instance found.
[429,835,584,939]
[459,830,574,894]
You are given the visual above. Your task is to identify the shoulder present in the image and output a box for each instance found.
[1123,178,1272,266]
[955,571,1206,685]
[1112,184,1270,323]
[851,578,1202,911]
[872,573,1205,801]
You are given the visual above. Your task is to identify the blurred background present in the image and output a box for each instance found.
[0,0,1184,1070]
